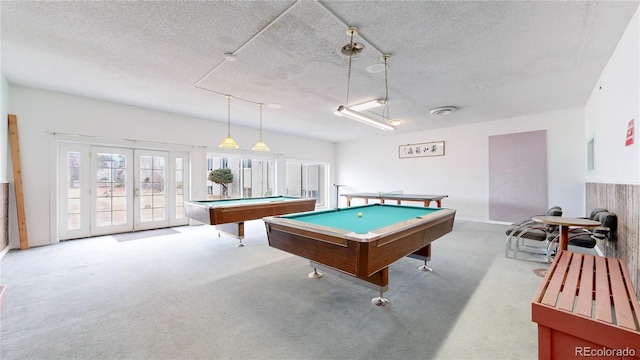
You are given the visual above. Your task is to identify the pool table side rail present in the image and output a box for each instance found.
[184,198,316,225]
[365,211,455,275]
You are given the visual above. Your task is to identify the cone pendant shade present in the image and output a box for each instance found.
[219,136,239,148]
[252,140,270,151]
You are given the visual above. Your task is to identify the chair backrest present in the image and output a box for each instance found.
[597,212,617,241]
[547,207,562,216]
[589,208,608,220]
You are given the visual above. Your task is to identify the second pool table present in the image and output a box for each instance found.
[184,196,316,246]
[263,204,456,306]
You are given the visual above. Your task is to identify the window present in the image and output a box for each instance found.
[206,154,274,199]
[587,136,595,173]
[286,161,327,207]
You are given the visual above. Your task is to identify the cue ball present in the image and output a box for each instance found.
[357,212,363,217]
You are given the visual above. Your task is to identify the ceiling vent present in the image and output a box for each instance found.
[430,106,457,116]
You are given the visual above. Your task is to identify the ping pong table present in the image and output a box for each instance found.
[341,192,448,208]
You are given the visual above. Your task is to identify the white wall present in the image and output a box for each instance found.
[1,75,8,181]
[7,85,335,248]
[585,7,640,185]
[336,107,586,221]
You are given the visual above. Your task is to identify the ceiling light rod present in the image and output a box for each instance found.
[219,95,239,149]
[193,1,301,87]
[343,26,359,107]
[335,106,395,131]
[252,103,270,151]
[193,86,265,105]
[314,1,385,56]
[381,54,393,125]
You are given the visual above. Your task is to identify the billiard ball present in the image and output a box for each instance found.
[357,212,363,217]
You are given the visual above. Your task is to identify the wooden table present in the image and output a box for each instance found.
[531,215,600,251]
[532,251,640,359]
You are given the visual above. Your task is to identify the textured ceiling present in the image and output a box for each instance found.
[1,1,638,142]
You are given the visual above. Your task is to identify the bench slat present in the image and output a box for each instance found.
[608,257,637,330]
[594,256,613,323]
[620,258,640,332]
[575,254,594,317]
[532,250,563,303]
[541,251,571,307]
[557,252,581,312]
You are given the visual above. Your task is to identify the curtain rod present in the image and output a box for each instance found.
[47,131,284,156]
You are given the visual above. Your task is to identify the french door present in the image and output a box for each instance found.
[57,143,189,240]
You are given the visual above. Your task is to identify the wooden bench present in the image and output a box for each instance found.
[532,250,640,359]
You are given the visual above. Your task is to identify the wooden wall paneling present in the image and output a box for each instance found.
[586,182,639,298]
[629,185,640,298]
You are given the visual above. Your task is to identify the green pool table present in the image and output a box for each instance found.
[263,204,456,306]
[183,196,316,246]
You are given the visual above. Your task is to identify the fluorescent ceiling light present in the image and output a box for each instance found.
[349,99,386,112]
[334,106,395,131]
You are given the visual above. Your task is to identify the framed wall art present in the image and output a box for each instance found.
[399,141,445,158]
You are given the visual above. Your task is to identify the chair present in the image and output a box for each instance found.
[579,207,608,221]
[504,206,562,263]
[567,211,617,248]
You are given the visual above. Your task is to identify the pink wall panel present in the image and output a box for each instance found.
[489,130,548,222]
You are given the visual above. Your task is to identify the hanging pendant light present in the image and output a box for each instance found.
[219,95,239,148]
[333,27,395,131]
[252,103,270,151]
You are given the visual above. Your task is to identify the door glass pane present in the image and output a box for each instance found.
[175,157,184,219]
[139,155,166,223]
[96,152,128,227]
[67,152,81,230]
[112,210,127,226]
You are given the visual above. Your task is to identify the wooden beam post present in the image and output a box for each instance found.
[8,114,29,249]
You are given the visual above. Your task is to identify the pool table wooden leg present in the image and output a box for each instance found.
[309,262,391,306]
[371,291,390,307]
[410,244,433,272]
[308,268,323,279]
[215,222,245,247]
